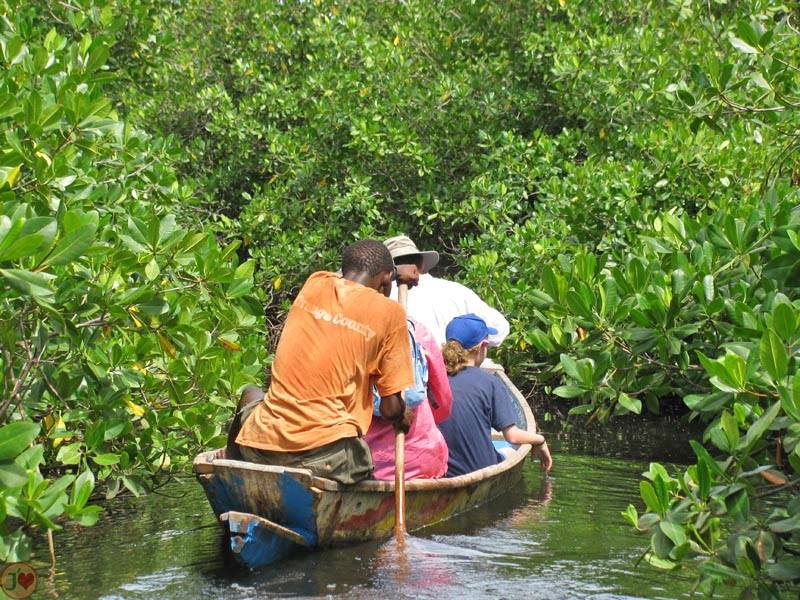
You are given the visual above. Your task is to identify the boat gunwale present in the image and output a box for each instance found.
[193,369,536,494]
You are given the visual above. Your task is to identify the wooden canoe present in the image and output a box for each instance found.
[193,369,536,569]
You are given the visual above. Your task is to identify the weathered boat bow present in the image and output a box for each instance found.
[193,370,537,568]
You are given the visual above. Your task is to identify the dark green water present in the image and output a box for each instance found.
[29,418,727,600]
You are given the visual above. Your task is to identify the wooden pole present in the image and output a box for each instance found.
[47,528,56,568]
[394,283,409,538]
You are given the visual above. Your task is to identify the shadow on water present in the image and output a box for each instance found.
[29,417,735,600]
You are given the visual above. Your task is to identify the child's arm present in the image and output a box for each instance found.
[501,425,553,473]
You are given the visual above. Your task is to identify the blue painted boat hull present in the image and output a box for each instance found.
[194,370,537,570]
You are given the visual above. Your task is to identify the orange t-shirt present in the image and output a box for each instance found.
[236,271,414,452]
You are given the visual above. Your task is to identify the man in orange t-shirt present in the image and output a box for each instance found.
[234,240,416,484]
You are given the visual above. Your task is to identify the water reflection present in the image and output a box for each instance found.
[32,421,734,600]
[367,477,554,598]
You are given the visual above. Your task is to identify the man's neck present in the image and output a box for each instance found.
[342,271,374,289]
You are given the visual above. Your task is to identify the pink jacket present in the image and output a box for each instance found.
[364,320,452,480]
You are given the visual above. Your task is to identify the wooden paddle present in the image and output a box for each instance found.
[395,282,409,538]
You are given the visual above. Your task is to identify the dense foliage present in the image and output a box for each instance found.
[0,1,264,562]
[1,0,798,596]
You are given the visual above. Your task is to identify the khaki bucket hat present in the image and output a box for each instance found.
[383,235,439,274]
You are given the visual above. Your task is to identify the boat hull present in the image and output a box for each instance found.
[194,370,535,568]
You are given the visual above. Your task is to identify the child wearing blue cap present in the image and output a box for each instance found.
[438,313,552,477]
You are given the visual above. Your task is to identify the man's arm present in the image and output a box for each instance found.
[374,303,416,432]
[378,393,412,433]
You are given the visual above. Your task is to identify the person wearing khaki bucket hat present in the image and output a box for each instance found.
[383,235,510,348]
[383,235,440,275]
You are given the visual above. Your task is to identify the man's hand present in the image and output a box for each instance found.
[393,406,414,434]
[395,264,420,289]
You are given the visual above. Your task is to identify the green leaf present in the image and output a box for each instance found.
[760,330,788,380]
[700,560,748,582]
[709,377,739,394]
[729,34,758,54]
[56,442,82,465]
[0,214,23,255]
[690,440,726,478]
[0,217,56,261]
[122,474,146,497]
[234,259,255,279]
[541,266,560,300]
[652,526,673,558]
[73,504,102,527]
[0,268,56,300]
[0,528,32,563]
[621,504,638,527]
[742,402,780,453]
[226,277,253,299]
[137,298,169,315]
[553,385,585,398]
[697,457,710,499]
[770,513,800,533]
[644,553,678,570]
[638,512,660,530]
[721,411,740,451]
[710,426,730,452]
[721,353,746,390]
[91,453,120,466]
[42,222,98,267]
[780,385,800,421]
[559,353,581,380]
[618,392,642,415]
[0,93,21,119]
[144,258,160,281]
[71,469,95,509]
[735,20,760,47]
[119,233,147,253]
[85,42,110,73]
[652,474,669,511]
[0,164,21,189]
[0,462,29,488]
[772,303,797,342]
[697,351,727,381]
[726,488,750,521]
[675,89,695,107]
[15,444,44,470]
[160,214,183,246]
[566,289,593,320]
[660,521,687,546]
[794,369,800,399]
[765,559,800,582]
[702,274,714,302]
[640,480,662,513]
[0,421,40,461]
[787,229,800,252]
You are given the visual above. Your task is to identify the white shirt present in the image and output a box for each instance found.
[391,274,510,348]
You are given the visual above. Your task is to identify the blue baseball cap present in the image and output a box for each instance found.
[445,313,498,349]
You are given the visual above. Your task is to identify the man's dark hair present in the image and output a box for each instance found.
[341,239,394,277]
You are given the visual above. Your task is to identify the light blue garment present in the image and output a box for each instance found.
[373,320,428,416]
